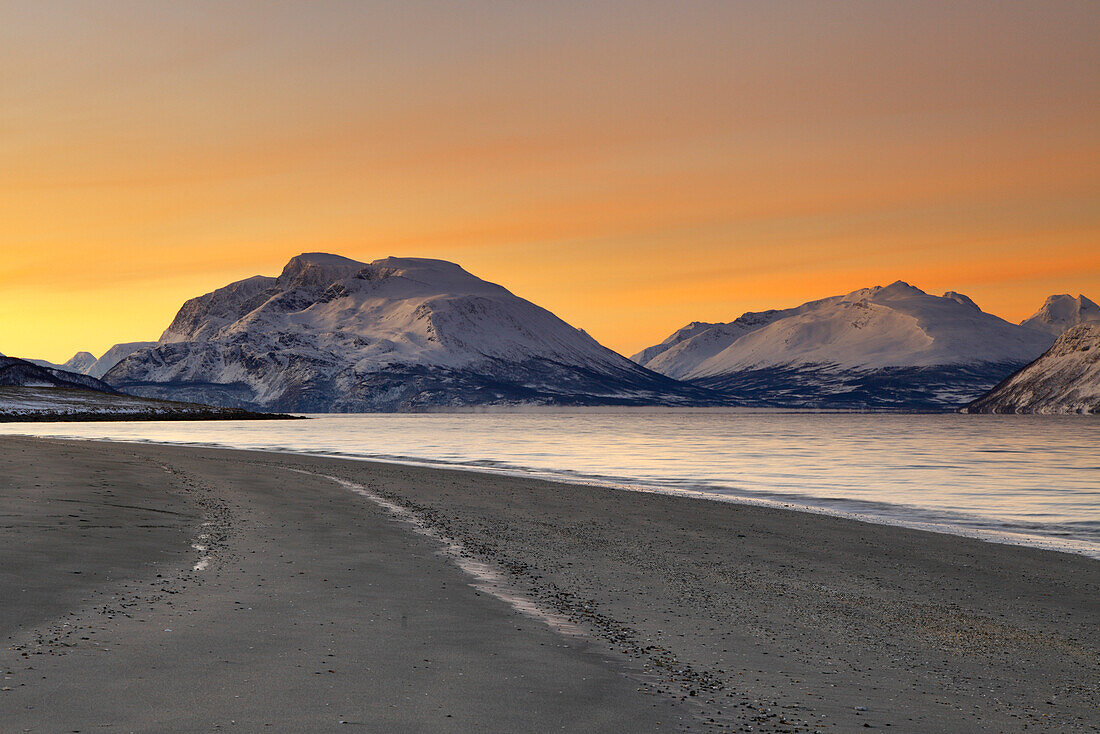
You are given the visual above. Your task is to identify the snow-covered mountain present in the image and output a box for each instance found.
[24,343,157,379]
[631,321,721,367]
[1019,294,1100,337]
[85,341,157,379]
[634,282,1055,410]
[965,324,1100,414]
[29,351,97,373]
[105,253,711,411]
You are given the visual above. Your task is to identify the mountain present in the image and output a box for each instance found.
[965,324,1100,414]
[63,351,98,373]
[631,321,722,368]
[28,351,97,373]
[1019,294,1100,337]
[105,253,712,411]
[0,356,116,391]
[24,344,157,379]
[634,281,1054,410]
[86,341,157,379]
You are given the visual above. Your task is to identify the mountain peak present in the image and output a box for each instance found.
[285,252,366,269]
[875,280,926,297]
[1039,293,1098,311]
[1020,293,1100,337]
[64,351,98,372]
[841,280,927,304]
[278,253,366,288]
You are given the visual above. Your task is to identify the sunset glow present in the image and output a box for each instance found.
[2,1,1097,362]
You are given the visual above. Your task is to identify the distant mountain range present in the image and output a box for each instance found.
[100,254,711,411]
[965,324,1100,414]
[29,342,155,380]
[10,256,1096,412]
[633,282,1094,410]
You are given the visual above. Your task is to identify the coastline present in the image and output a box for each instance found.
[2,437,1097,732]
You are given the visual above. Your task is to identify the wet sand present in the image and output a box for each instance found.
[1,437,1096,732]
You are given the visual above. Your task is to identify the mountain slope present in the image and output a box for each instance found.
[1020,294,1100,337]
[86,341,157,379]
[964,324,1100,414]
[107,253,713,411]
[634,282,1054,410]
[0,358,293,421]
[631,321,722,367]
[0,357,116,391]
[25,344,159,379]
[28,351,97,373]
[633,309,801,379]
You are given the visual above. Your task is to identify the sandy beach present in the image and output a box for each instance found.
[1,437,1096,733]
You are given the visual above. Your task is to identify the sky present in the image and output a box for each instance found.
[1,1,1097,363]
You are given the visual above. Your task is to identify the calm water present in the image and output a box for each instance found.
[3,409,1098,558]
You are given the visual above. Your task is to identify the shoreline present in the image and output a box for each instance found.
[2,437,1097,732]
[1,430,1096,560]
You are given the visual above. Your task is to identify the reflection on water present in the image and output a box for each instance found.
[3,409,1098,558]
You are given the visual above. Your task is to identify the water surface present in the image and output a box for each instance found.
[3,409,1097,558]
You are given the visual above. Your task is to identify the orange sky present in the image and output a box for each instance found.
[2,1,1098,363]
